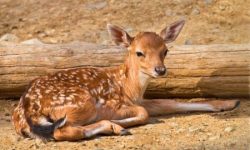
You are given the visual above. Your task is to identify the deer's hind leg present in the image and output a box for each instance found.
[53,120,128,141]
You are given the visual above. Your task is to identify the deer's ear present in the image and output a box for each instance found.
[107,24,133,47]
[160,20,185,43]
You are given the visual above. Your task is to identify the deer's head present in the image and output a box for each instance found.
[107,20,185,78]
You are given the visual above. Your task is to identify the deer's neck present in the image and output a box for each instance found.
[121,56,151,103]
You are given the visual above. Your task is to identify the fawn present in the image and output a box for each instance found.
[12,20,240,141]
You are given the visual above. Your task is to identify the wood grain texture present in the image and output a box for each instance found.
[0,42,249,99]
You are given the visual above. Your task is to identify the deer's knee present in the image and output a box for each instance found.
[135,106,149,124]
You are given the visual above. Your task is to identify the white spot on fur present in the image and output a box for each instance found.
[39,117,53,126]
[45,90,51,94]
[52,96,57,100]
[69,95,75,100]
[59,96,65,101]
[66,97,72,101]
[96,98,105,108]
[38,95,43,99]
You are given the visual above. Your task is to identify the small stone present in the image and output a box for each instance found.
[0,33,19,42]
[21,38,44,45]
[49,38,58,43]
[176,128,185,133]
[208,135,220,141]
[169,122,178,127]
[38,32,47,38]
[185,39,192,45]
[188,127,202,133]
[85,1,107,10]
[191,8,200,15]
[219,5,226,11]
[204,0,213,5]
[45,29,55,35]
[224,127,235,132]
[206,132,213,136]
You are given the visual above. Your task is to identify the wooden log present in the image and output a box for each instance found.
[0,42,249,99]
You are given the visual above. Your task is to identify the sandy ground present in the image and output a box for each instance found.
[0,0,250,45]
[0,0,250,149]
[0,99,250,150]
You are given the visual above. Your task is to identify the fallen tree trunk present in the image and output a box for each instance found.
[0,42,249,99]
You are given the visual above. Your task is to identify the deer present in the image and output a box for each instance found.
[12,20,240,141]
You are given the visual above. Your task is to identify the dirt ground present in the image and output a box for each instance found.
[0,0,250,149]
[0,99,250,150]
[0,0,250,44]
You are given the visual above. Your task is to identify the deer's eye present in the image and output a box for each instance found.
[136,51,145,57]
[164,50,168,56]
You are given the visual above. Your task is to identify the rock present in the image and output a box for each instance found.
[0,33,19,42]
[219,4,226,11]
[206,132,213,136]
[204,0,213,5]
[185,39,192,45]
[85,1,107,10]
[169,122,178,128]
[173,0,193,6]
[38,32,47,38]
[224,127,235,132]
[45,29,56,35]
[188,127,202,133]
[48,38,59,43]
[176,128,185,133]
[21,38,44,45]
[191,8,200,15]
[208,135,220,141]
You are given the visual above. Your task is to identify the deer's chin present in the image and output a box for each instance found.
[152,71,167,78]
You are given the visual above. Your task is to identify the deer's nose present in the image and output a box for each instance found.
[155,66,166,76]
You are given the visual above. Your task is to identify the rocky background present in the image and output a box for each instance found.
[0,0,249,45]
[0,0,250,149]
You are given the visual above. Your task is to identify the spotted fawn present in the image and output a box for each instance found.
[12,20,240,141]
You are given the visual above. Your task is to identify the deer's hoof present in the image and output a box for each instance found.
[217,100,241,112]
[120,129,132,136]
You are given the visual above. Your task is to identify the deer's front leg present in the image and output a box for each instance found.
[140,99,240,117]
[111,106,149,128]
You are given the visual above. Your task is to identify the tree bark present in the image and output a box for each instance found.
[0,42,249,99]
